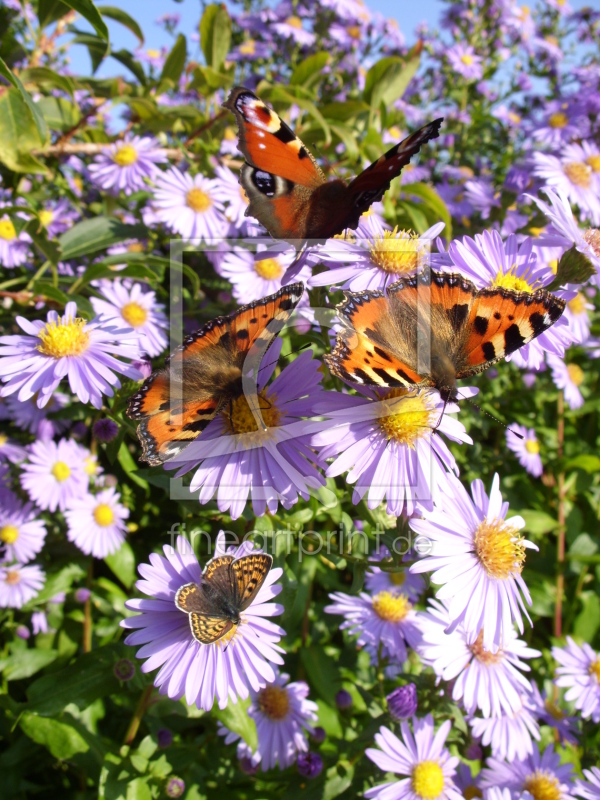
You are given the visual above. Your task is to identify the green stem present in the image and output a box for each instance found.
[554,391,566,641]
[26,259,51,291]
[83,561,93,653]
[123,685,154,746]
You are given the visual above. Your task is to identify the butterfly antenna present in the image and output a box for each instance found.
[432,396,449,432]
[312,142,340,178]
[459,393,525,439]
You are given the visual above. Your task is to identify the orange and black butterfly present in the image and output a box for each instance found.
[324,269,566,402]
[175,552,273,644]
[127,284,303,465]
[223,86,443,245]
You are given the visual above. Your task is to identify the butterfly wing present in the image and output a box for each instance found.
[224,87,326,242]
[231,553,273,611]
[127,285,304,465]
[189,613,234,644]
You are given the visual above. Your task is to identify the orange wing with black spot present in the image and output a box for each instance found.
[232,553,273,610]
[126,285,304,465]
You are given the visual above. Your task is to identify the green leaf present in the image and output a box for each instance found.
[97,5,144,44]
[23,563,85,610]
[74,262,158,289]
[23,218,62,264]
[70,31,108,73]
[20,713,90,760]
[573,591,600,641]
[399,199,429,233]
[520,509,558,535]
[268,86,331,145]
[3,649,58,681]
[27,645,123,716]
[159,34,187,87]
[213,697,257,752]
[110,49,147,85]
[59,217,148,260]
[200,4,232,71]
[61,0,109,43]
[118,442,148,489]
[0,57,48,142]
[36,96,81,131]
[290,52,330,87]
[364,55,420,109]
[403,182,452,240]
[19,66,75,98]
[105,541,136,589]
[0,88,48,174]
[565,454,600,473]
[300,645,339,706]
[38,0,72,29]
[546,245,595,291]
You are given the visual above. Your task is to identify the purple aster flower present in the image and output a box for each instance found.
[576,768,600,800]
[121,533,285,711]
[64,487,129,558]
[0,301,141,409]
[446,44,483,81]
[387,684,418,720]
[88,134,165,195]
[325,587,421,666]
[440,230,573,370]
[553,637,600,723]
[506,424,543,477]
[151,169,228,242]
[4,391,69,436]
[0,493,46,564]
[468,695,541,761]
[297,752,323,779]
[453,763,481,797]
[0,562,45,608]
[272,14,315,46]
[91,279,168,358]
[308,223,445,291]
[229,37,272,62]
[93,418,119,442]
[365,716,462,800]
[0,435,26,463]
[0,208,31,269]
[335,689,353,710]
[211,164,259,233]
[529,680,579,744]
[31,610,48,635]
[15,624,30,639]
[247,671,318,771]
[213,243,312,305]
[410,472,538,653]
[74,587,91,603]
[165,777,185,798]
[313,387,472,517]
[532,151,600,226]
[480,745,575,799]
[564,292,594,344]
[20,438,90,512]
[463,178,501,220]
[547,354,585,410]
[417,598,540,717]
[533,101,589,149]
[37,199,78,237]
[165,348,330,521]
[365,546,425,602]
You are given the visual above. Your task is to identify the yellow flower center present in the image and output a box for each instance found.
[518,5,531,18]
[0,219,16,241]
[186,187,212,213]
[84,456,98,475]
[474,519,526,579]
[38,209,54,227]
[372,591,412,623]
[51,461,71,482]
[464,788,483,800]
[5,570,20,585]
[369,228,424,274]
[548,112,568,128]
[508,111,522,125]
[93,503,115,527]
[121,301,148,328]
[469,630,502,664]
[544,698,566,720]
[548,258,558,274]
[0,434,7,446]
[523,771,562,800]
[225,391,280,435]
[0,525,19,544]
[493,265,532,293]
[460,53,474,66]
[411,761,445,799]
[529,226,546,237]
[586,155,600,173]
[568,293,586,315]
[564,161,592,188]
[127,242,144,253]
[567,363,584,386]
[545,34,559,46]
[239,39,256,55]
[525,439,540,454]
[224,126,237,141]
[113,144,139,167]
[285,15,302,28]
[147,49,160,58]
[583,228,600,257]
[254,257,283,280]
[257,685,290,720]
[389,571,406,586]
[347,25,361,39]
[588,659,600,683]
[378,389,437,446]
[37,316,90,358]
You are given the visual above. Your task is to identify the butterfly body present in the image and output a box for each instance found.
[175,553,273,644]
[224,86,443,244]
[127,284,303,465]
[325,269,566,402]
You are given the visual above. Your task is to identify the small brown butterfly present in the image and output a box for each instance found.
[325,268,566,403]
[175,553,273,644]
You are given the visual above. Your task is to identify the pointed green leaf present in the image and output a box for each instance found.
[59,217,148,260]
[20,713,90,760]
[0,57,48,142]
[159,33,187,86]
[200,4,232,71]
[97,5,144,44]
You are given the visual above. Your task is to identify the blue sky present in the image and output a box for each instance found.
[66,0,447,77]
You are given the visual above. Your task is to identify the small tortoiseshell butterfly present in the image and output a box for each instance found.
[223,86,443,244]
[324,269,565,402]
[175,552,273,644]
[127,284,303,465]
